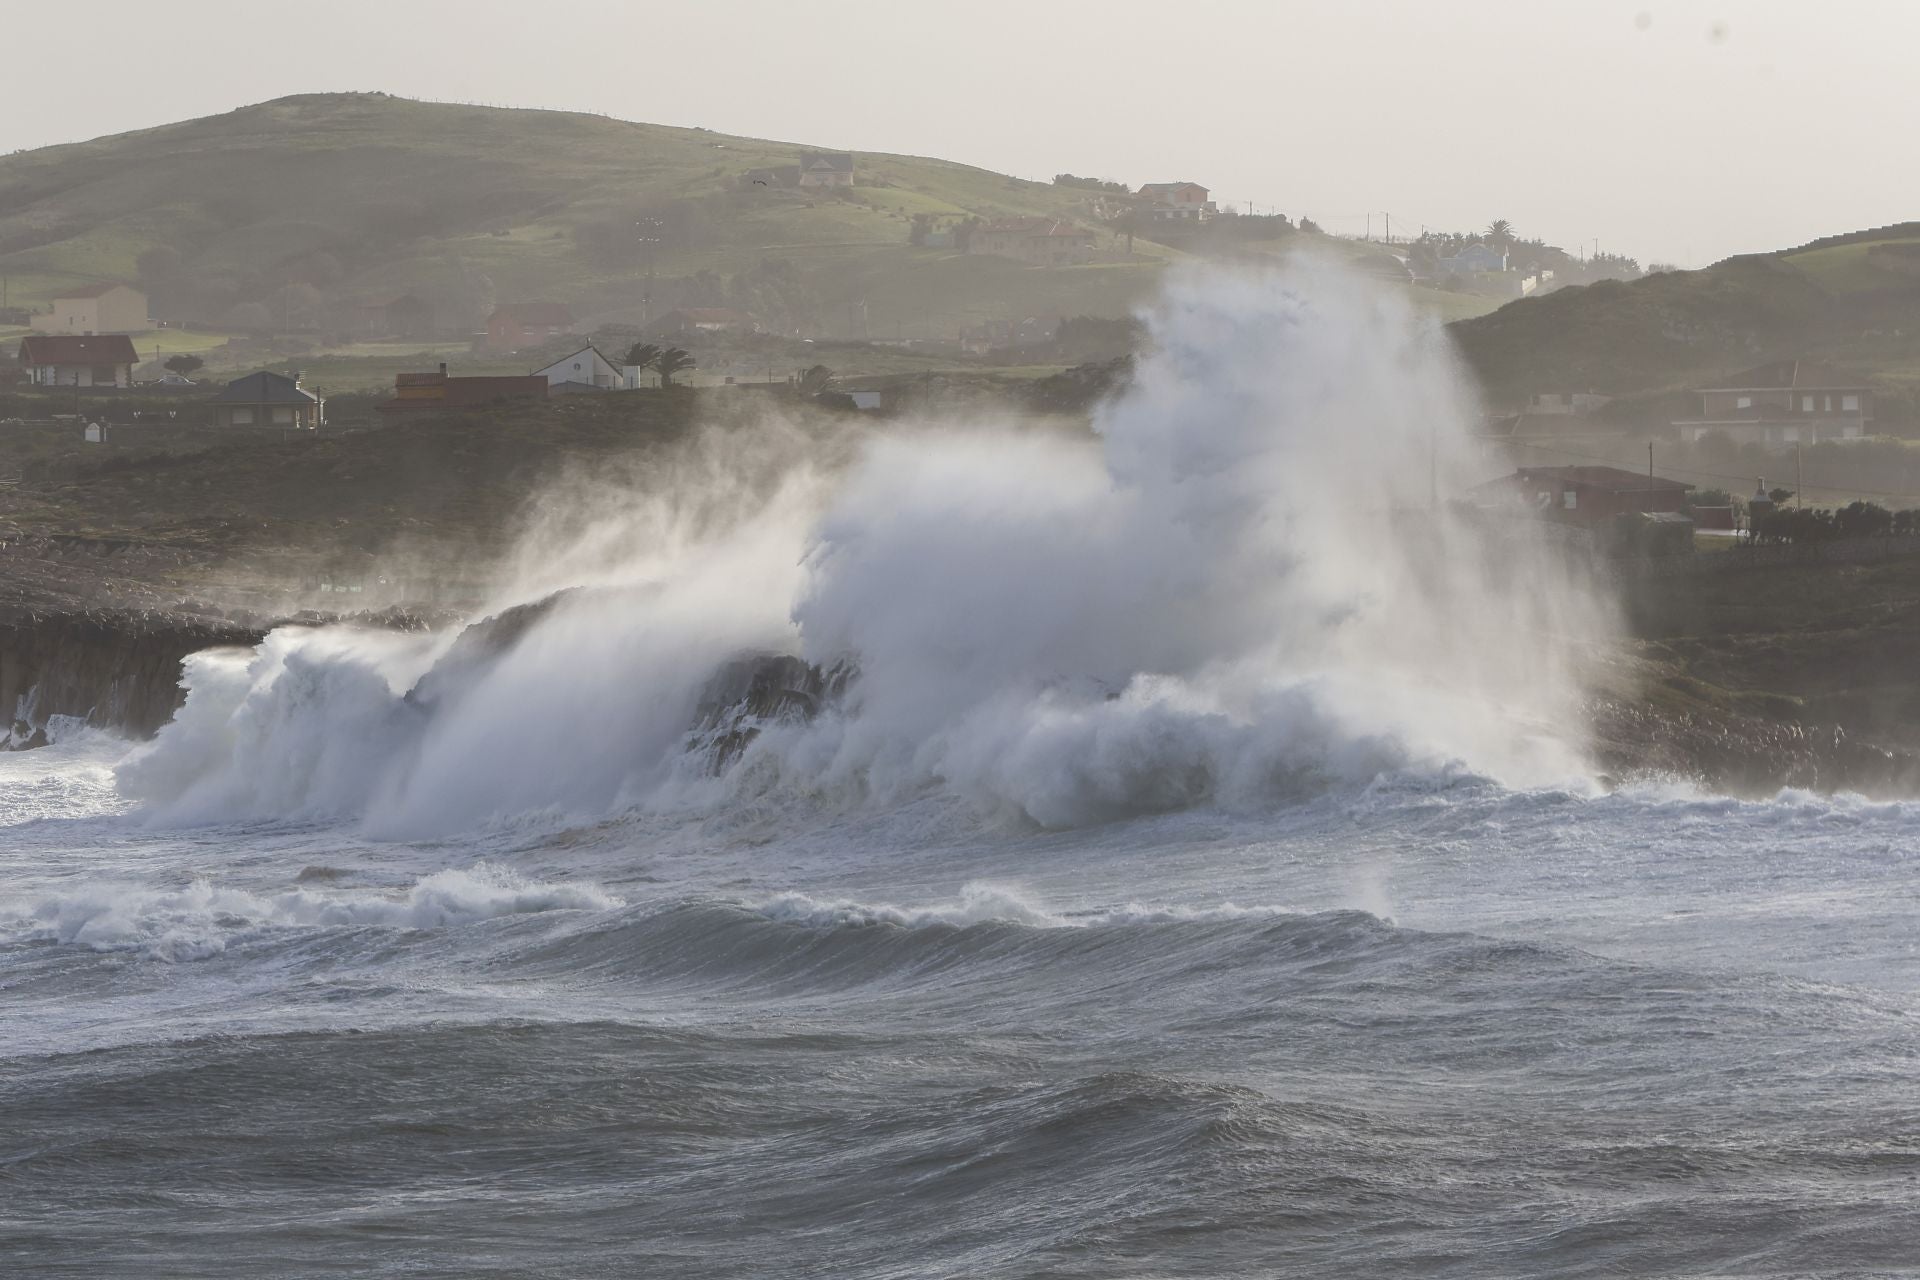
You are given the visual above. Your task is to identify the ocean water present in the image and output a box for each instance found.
[4,265,1917,1275]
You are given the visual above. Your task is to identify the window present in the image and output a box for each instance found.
[1843,394,1860,411]
[1736,395,1752,409]
[1563,490,1578,510]
[1824,395,1833,412]
[231,407,254,425]
[1802,395,1815,412]
[272,407,294,425]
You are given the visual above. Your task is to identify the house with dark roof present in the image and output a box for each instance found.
[210,371,324,429]
[1137,182,1216,222]
[1472,465,1693,525]
[533,344,623,391]
[485,302,575,352]
[797,151,855,188]
[1672,360,1872,447]
[34,283,149,335]
[378,362,548,416]
[967,218,1098,266]
[17,334,140,387]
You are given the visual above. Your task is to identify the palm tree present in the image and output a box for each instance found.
[1486,219,1514,247]
[655,348,696,389]
[624,342,661,370]
[798,364,834,396]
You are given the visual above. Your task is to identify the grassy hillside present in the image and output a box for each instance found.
[1451,222,1920,406]
[0,92,1488,358]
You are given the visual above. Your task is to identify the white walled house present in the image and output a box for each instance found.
[534,345,621,390]
[17,334,139,387]
[1136,182,1216,222]
[34,284,150,335]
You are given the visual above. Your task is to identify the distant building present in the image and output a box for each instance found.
[209,371,324,429]
[1526,392,1613,416]
[17,334,139,387]
[379,362,548,415]
[743,165,801,189]
[967,218,1098,266]
[1136,182,1216,222]
[1672,360,1872,447]
[1472,465,1693,525]
[356,294,437,341]
[533,345,622,390]
[651,308,758,337]
[797,151,855,188]
[485,302,575,352]
[33,283,149,335]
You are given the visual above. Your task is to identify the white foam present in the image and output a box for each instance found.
[753,881,1296,932]
[10,863,623,962]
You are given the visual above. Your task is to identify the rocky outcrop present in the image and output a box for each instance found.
[0,606,264,746]
[687,653,852,772]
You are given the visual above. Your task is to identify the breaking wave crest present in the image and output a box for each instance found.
[117,261,1610,835]
[10,863,621,962]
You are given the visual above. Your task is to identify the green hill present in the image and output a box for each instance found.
[0,92,1489,359]
[1450,223,1920,407]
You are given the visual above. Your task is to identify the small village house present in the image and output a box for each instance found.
[485,302,575,352]
[378,363,548,416]
[33,283,149,335]
[1439,244,1509,275]
[797,151,855,188]
[17,334,139,387]
[1672,360,1872,447]
[966,218,1098,266]
[209,371,324,429]
[534,345,622,390]
[1473,465,1693,525]
[1136,182,1216,222]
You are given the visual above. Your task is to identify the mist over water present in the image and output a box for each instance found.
[117,261,1609,835]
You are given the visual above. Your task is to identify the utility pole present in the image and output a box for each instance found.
[1430,419,1438,511]
[1648,441,1655,513]
[1383,212,1390,245]
[1366,213,1371,241]
[1796,445,1803,509]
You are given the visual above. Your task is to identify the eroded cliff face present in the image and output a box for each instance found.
[1,606,265,747]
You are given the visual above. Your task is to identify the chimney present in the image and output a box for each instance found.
[439,362,448,378]
[289,369,303,386]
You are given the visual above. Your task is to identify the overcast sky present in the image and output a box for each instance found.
[7,0,1915,268]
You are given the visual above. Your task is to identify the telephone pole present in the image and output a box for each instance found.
[1796,445,1803,509]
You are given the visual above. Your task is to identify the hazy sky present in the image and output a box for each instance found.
[8,0,1917,268]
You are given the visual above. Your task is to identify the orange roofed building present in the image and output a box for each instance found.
[378,362,548,416]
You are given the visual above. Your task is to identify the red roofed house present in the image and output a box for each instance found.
[485,303,575,352]
[966,218,1098,266]
[1671,360,1873,448]
[1472,465,1693,526]
[34,283,149,335]
[1136,182,1216,222]
[17,334,140,387]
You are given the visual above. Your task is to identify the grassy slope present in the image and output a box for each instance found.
[1450,222,1920,403]
[0,93,1481,359]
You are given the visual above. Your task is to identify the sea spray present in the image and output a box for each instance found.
[118,259,1613,833]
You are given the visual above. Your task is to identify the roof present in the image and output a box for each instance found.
[18,334,140,365]
[1700,360,1867,392]
[1503,466,1693,493]
[1138,181,1207,196]
[211,371,319,405]
[489,302,574,326]
[798,151,854,172]
[50,281,137,300]
[534,345,618,372]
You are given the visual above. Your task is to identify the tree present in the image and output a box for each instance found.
[1486,219,1515,247]
[1111,205,1143,255]
[624,342,662,370]
[798,364,835,395]
[654,348,695,388]
[163,354,204,377]
[1299,217,1323,234]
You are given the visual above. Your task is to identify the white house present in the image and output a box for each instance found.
[534,345,621,390]
[1136,182,1216,222]
[34,283,150,335]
